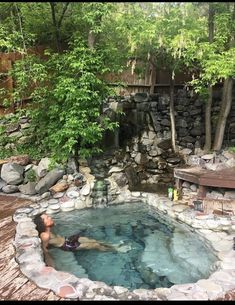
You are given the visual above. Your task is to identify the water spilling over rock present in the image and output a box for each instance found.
[91,179,109,208]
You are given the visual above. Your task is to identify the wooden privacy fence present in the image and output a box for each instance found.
[0,46,48,114]
[0,50,192,113]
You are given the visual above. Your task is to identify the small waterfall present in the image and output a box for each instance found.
[90,179,109,208]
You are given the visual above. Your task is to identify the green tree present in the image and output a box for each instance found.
[1,3,130,165]
[0,3,35,52]
[117,2,205,152]
[49,2,70,52]
[2,2,234,158]
[8,42,118,166]
[212,3,235,151]
[187,3,235,152]
[204,2,215,152]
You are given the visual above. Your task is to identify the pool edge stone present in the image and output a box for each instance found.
[12,191,235,300]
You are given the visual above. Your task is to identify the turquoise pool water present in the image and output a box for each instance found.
[48,202,217,290]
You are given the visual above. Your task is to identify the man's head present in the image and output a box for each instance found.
[34,213,54,234]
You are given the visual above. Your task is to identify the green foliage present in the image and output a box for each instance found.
[0,2,234,160]
[228,147,235,153]
[0,4,35,53]
[0,112,41,160]
[184,3,235,96]
[25,168,37,182]
[0,125,6,136]
[5,41,119,163]
[7,55,47,107]
[15,143,46,161]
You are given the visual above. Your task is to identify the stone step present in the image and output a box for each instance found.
[48,248,88,278]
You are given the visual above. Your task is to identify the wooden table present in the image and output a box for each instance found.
[174,166,235,199]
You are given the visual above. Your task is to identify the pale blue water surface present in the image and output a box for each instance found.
[48,202,218,290]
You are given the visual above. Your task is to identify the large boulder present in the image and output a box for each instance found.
[108,166,123,174]
[124,166,140,188]
[66,159,77,174]
[49,181,69,193]
[0,178,7,190]
[18,182,37,195]
[134,92,149,103]
[6,122,20,133]
[35,168,64,195]
[7,154,30,166]
[1,163,24,185]
[111,172,128,188]
[2,185,19,193]
[79,166,95,184]
[36,157,51,178]
[134,152,148,165]
[109,101,123,113]
[80,184,91,196]
[157,139,172,150]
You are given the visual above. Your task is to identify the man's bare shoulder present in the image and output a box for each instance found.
[40,231,50,241]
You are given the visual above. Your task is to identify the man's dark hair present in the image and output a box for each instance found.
[34,213,46,235]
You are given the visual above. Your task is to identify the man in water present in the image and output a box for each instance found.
[34,213,130,266]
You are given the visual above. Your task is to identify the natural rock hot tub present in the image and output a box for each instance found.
[13,191,235,300]
[48,202,217,290]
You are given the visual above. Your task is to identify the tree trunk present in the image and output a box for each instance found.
[14,3,27,54]
[204,2,214,152]
[208,3,214,43]
[5,59,15,113]
[149,61,156,94]
[50,2,68,52]
[50,3,61,52]
[88,30,95,49]
[73,141,80,172]
[87,5,104,50]
[212,4,235,151]
[212,77,233,151]
[204,85,213,152]
[169,72,177,153]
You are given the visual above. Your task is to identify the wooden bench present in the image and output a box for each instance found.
[174,166,235,199]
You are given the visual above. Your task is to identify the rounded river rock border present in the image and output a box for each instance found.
[13,192,235,300]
